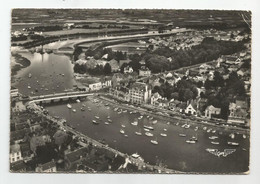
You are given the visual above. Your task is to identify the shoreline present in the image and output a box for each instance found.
[11,53,31,84]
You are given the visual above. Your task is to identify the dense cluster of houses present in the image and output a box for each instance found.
[10,99,141,173]
[108,44,251,126]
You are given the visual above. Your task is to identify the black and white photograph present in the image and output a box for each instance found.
[9,8,251,174]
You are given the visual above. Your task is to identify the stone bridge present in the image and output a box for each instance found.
[28,91,95,105]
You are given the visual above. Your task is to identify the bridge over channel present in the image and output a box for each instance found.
[28,91,95,105]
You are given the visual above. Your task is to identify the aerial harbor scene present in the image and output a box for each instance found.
[10,9,251,174]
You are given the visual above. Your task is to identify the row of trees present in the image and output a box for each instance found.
[73,62,112,75]
[141,37,247,73]
[152,77,198,102]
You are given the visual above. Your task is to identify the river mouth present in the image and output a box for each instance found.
[43,96,249,173]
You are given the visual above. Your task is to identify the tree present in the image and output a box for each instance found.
[183,89,194,102]
[73,47,83,61]
[103,63,112,75]
[120,63,129,73]
[171,92,179,100]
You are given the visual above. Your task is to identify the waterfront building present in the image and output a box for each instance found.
[35,160,57,172]
[151,92,163,106]
[109,86,130,102]
[129,82,151,104]
[10,144,23,163]
[88,82,102,91]
[204,105,221,119]
[139,66,151,77]
[11,86,19,97]
[227,100,248,124]
[182,100,198,116]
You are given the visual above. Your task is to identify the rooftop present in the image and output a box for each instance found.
[65,147,89,163]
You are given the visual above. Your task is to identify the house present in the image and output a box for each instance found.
[12,101,26,112]
[148,75,161,87]
[10,160,26,172]
[124,66,133,74]
[64,147,89,170]
[35,160,57,172]
[111,73,125,88]
[30,135,46,154]
[204,105,221,119]
[227,100,248,124]
[139,60,146,65]
[150,92,163,106]
[20,142,32,159]
[182,100,198,116]
[199,64,212,74]
[139,66,151,77]
[10,128,31,144]
[10,144,23,163]
[88,82,102,91]
[129,82,151,104]
[11,86,19,97]
[225,56,241,65]
[109,59,120,72]
[109,87,130,102]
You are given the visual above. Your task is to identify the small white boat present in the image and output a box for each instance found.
[143,125,154,130]
[203,127,207,130]
[186,140,196,144]
[138,116,143,120]
[194,127,198,131]
[72,109,76,112]
[145,132,154,137]
[120,129,125,134]
[67,104,72,109]
[104,122,109,125]
[80,107,85,111]
[92,120,99,124]
[211,141,220,145]
[209,136,218,140]
[28,85,31,89]
[121,125,126,128]
[163,128,167,132]
[150,120,157,125]
[124,134,128,137]
[184,124,190,129]
[160,133,167,137]
[207,129,211,133]
[76,99,80,103]
[108,119,112,123]
[123,110,127,113]
[131,121,138,126]
[107,116,110,119]
[179,134,186,137]
[151,139,158,145]
[243,134,246,139]
[167,122,170,125]
[95,116,100,119]
[229,133,235,139]
[228,142,239,146]
[135,131,142,136]
[212,130,216,133]
[144,128,150,132]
